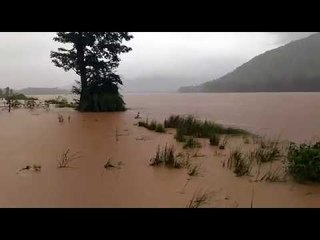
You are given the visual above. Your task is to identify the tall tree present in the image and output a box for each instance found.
[50,32,133,112]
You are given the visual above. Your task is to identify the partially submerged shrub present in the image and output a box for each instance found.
[183,137,201,149]
[188,164,201,177]
[175,127,187,142]
[164,115,248,139]
[138,119,165,133]
[150,144,188,168]
[58,149,81,168]
[148,121,157,131]
[46,97,76,108]
[58,114,64,123]
[227,149,253,177]
[187,189,210,208]
[209,133,220,146]
[254,138,282,163]
[155,123,166,133]
[287,142,320,182]
[259,167,286,182]
[138,121,148,128]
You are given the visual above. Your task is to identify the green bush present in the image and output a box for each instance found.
[148,121,157,131]
[155,123,165,133]
[175,127,187,142]
[287,142,320,182]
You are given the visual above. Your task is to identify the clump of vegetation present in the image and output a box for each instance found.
[227,149,253,177]
[17,164,41,173]
[188,164,201,177]
[150,144,188,168]
[138,119,165,133]
[259,167,286,182]
[287,141,320,182]
[58,114,64,123]
[45,96,76,108]
[187,189,210,208]
[57,149,81,168]
[183,137,202,149]
[164,115,248,139]
[209,133,220,146]
[138,121,148,128]
[254,138,282,163]
[175,127,187,142]
[155,123,166,133]
[104,158,122,170]
[165,115,248,146]
[148,120,157,131]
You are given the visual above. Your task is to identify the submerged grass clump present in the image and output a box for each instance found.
[254,138,282,163]
[155,123,166,133]
[175,127,187,142]
[209,133,220,146]
[164,115,248,138]
[138,119,166,133]
[287,141,320,182]
[149,144,188,168]
[187,189,210,208]
[227,149,253,177]
[165,115,248,146]
[188,164,201,177]
[183,137,202,149]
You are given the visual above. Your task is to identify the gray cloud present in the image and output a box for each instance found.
[0,32,315,91]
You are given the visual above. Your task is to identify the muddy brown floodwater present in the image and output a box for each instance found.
[0,92,320,207]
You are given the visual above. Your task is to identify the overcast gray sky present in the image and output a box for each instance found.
[0,32,315,91]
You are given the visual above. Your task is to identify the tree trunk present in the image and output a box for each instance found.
[76,32,87,111]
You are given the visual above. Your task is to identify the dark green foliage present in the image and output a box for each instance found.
[287,142,320,182]
[183,137,201,149]
[175,127,187,142]
[164,115,248,140]
[138,121,148,128]
[155,123,165,133]
[149,144,187,168]
[148,121,157,131]
[51,32,133,112]
[209,133,220,146]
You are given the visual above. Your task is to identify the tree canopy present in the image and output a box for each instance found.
[51,32,133,112]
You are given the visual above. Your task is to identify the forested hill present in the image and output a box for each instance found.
[179,33,320,92]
